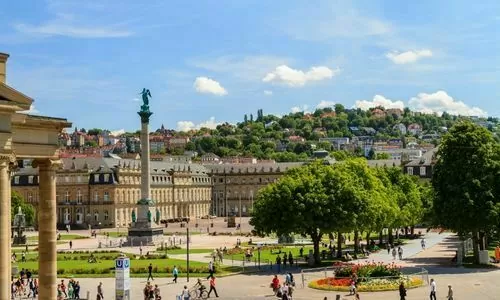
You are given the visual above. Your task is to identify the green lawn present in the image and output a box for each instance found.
[27,234,89,241]
[13,251,238,278]
[159,248,212,255]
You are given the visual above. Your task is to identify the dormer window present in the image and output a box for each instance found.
[14,176,19,184]
[104,174,110,182]
[94,174,99,182]
[28,176,34,184]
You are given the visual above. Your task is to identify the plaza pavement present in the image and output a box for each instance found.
[46,230,500,299]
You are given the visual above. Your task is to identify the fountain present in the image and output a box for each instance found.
[12,206,27,245]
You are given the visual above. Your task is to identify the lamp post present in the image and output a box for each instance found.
[186,220,190,282]
[239,192,242,230]
[258,244,261,269]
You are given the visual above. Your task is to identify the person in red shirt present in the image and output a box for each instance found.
[208,276,219,298]
[271,275,280,295]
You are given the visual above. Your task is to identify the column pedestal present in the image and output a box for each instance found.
[34,159,60,300]
[0,154,15,300]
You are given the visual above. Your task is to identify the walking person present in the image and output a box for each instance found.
[96,282,104,300]
[172,265,179,283]
[392,248,397,260]
[207,260,214,279]
[69,240,73,250]
[147,263,154,281]
[429,278,437,300]
[275,255,282,273]
[447,284,453,300]
[421,238,426,249]
[208,276,219,298]
[399,282,407,300]
[398,246,403,260]
[180,286,190,300]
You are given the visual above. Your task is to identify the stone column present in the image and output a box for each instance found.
[34,159,61,300]
[0,154,15,300]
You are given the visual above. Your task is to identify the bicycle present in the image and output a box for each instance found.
[189,286,208,299]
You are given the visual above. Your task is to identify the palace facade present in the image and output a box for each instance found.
[206,162,303,217]
[12,157,212,228]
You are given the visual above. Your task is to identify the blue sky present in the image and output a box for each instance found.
[1,0,499,132]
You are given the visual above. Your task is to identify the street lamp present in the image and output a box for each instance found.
[186,220,190,282]
[257,244,261,269]
[239,192,242,230]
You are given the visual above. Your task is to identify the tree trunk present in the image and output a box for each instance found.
[388,228,394,245]
[366,231,371,247]
[410,226,415,236]
[336,231,343,258]
[312,234,322,265]
[354,231,359,258]
[472,230,480,264]
[378,230,383,245]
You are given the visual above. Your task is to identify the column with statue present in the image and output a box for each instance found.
[126,89,163,245]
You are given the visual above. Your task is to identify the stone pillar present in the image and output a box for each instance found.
[34,159,61,300]
[0,154,14,300]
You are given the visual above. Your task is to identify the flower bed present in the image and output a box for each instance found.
[308,263,425,292]
[309,277,423,292]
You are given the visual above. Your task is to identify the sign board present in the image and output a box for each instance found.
[115,257,131,300]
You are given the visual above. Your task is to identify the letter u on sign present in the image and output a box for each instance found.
[116,259,124,269]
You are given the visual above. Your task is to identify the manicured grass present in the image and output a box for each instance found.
[225,245,314,262]
[27,234,89,241]
[159,248,212,255]
[13,251,239,278]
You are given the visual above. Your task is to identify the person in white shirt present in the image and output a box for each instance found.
[429,278,437,300]
[180,285,190,300]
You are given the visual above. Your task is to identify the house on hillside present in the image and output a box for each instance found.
[403,148,438,179]
[386,108,403,118]
[408,123,422,135]
[393,123,407,135]
[371,108,386,119]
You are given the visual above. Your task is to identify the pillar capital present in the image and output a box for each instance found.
[32,159,63,171]
[0,153,17,170]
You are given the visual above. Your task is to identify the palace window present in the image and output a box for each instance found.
[94,191,99,202]
[94,210,99,221]
[94,174,99,182]
[28,176,34,184]
[76,190,83,204]
[65,176,70,183]
[104,191,110,201]
[104,210,109,221]
[14,176,19,184]
[77,176,82,183]
[27,192,33,202]
[65,191,70,202]
[104,174,110,182]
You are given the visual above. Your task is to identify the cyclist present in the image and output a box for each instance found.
[194,279,207,297]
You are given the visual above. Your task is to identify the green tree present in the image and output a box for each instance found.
[11,191,35,226]
[251,160,384,264]
[432,121,500,262]
[185,141,196,151]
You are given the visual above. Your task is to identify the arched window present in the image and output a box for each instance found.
[94,210,99,221]
[76,208,83,224]
[104,210,109,221]
[27,192,33,203]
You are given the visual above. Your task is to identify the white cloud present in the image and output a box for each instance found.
[386,49,433,64]
[132,98,140,102]
[263,65,340,87]
[409,91,487,117]
[19,105,40,115]
[291,105,310,113]
[355,95,405,110]
[176,117,220,132]
[110,129,125,136]
[193,77,228,96]
[316,100,335,109]
[264,90,273,96]
[188,55,290,81]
